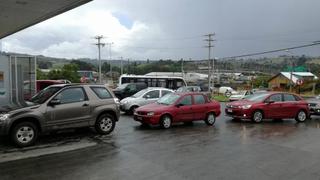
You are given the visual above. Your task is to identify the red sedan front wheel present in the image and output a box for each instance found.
[295,110,307,122]
[205,112,216,126]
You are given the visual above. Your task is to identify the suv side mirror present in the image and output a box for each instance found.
[175,103,184,108]
[49,99,61,106]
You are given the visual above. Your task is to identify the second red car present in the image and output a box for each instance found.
[225,92,309,123]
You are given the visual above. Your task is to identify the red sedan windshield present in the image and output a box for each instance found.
[157,93,180,105]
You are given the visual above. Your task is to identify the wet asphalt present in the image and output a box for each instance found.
[1,103,320,179]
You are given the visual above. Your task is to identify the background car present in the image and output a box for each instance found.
[134,92,221,128]
[113,82,147,100]
[225,92,309,123]
[219,86,237,97]
[120,87,174,114]
[229,90,253,101]
[307,95,320,116]
[176,86,202,93]
[0,84,120,147]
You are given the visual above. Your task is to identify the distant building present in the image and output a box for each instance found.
[0,53,36,106]
[268,72,318,89]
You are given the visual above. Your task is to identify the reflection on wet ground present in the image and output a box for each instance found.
[1,104,320,179]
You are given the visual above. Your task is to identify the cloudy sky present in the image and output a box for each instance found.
[2,0,320,60]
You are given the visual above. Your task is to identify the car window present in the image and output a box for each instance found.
[143,90,159,98]
[161,90,172,97]
[91,87,112,99]
[55,87,86,104]
[178,95,192,106]
[194,95,206,104]
[284,94,297,102]
[268,94,282,102]
[128,84,136,91]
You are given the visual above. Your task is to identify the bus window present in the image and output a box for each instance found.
[158,79,166,87]
[176,79,184,88]
[167,80,173,89]
[151,78,157,87]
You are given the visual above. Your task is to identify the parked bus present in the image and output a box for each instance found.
[118,74,187,90]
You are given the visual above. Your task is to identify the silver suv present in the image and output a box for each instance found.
[0,84,120,147]
[119,87,174,114]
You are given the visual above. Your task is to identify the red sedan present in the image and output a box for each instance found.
[134,92,221,128]
[225,92,309,123]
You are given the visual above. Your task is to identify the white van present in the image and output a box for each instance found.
[218,86,237,97]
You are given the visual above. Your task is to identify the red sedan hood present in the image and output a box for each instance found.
[136,102,171,112]
[227,100,256,106]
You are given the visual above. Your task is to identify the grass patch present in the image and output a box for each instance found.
[212,95,229,102]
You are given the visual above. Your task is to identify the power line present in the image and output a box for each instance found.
[221,42,320,60]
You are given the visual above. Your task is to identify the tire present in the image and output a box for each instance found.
[225,92,231,97]
[295,110,307,122]
[252,110,263,123]
[205,112,216,126]
[160,115,172,129]
[11,122,38,147]
[95,114,116,135]
[129,106,139,115]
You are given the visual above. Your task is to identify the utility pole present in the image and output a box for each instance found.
[181,58,184,79]
[286,50,294,92]
[204,33,215,93]
[127,59,130,74]
[94,35,105,84]
[120,56,123,75]
[106,42,114,82]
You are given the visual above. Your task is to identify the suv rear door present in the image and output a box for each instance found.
[46,87,91,128]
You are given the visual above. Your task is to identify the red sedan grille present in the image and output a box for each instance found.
[136,111,147,115]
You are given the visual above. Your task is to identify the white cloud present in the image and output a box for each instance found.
[2,0,320,60]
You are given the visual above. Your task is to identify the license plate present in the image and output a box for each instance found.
[227,109,233,113]
[137,116,143,120]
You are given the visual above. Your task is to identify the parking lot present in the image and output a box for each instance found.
[1,103,320,179]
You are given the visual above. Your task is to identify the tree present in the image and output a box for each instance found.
[71,60,96,71]
[36,68,47,80]
[47,63,80,83]
[252,75,271,88]
[101,62,110,73]
[37,60,52,69]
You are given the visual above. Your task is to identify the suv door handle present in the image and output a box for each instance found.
[83,103,89,107]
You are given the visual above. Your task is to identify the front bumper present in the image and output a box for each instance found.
[309,108,320,115]
[120,103,130,112]
[0,121,8,136]
[225,108,252,119]
[133,114,161,125]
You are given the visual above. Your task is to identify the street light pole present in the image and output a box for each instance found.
[286,50,294,92]
[120,56,123,75]
[107,42,114,82]
[94,35,105,84]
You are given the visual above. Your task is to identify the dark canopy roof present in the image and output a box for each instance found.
[0,0,92,39]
